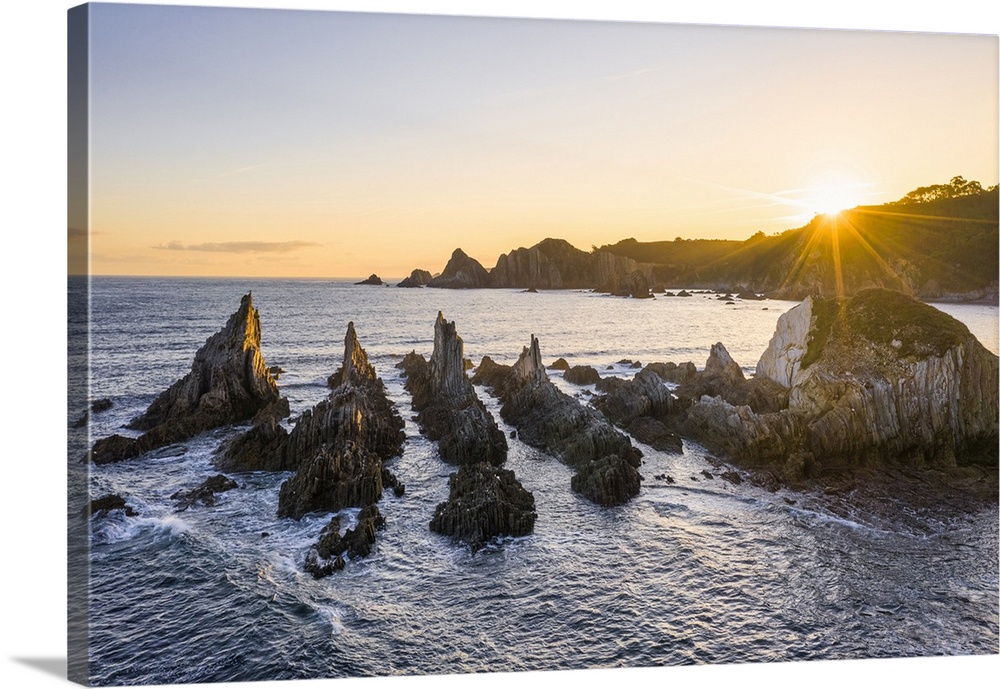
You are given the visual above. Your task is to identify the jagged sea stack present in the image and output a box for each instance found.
[89,293,289,464]
[399,312,507,466]
[473,335,642,506]
[275,322,405,517]
[399,313,534,549]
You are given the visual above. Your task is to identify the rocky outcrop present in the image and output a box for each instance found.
[685,289,1000,481]
[430,463,537,552]
[563,365,601,386]
[399,313,507,466]
[592,367,682,453]
[570,454,643,506]
[427,249,492,289]
[473,335,642,506]
[89,293,288,464]
[548,358,570,371]
[277,443,384,519]
[303,505,386,578]
[170,474,239,511]
[355,274,383,285]
[81,494,137,519]
[397,269,432,288]
[490,238,594,289]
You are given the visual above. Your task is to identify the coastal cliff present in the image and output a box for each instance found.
[684,289,999,480]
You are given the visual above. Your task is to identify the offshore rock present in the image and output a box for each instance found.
[81,494,137,519]
[563,365,601,386]
[548,357,570,371]
[687,289,1000,481]
[128,293,286,433]
[593,367,682,453]
[427,248,492,289]
[430,463,537,552]
[303,504,387,578]
[171,474,239,511]
[277,443,384,519]
[90,293,287,464]
[355,274,383,285]
[218,322,404,473]
[570,454,642,506]
[399,313,507,466]
[473,335,642,506]
[396,269,432,288]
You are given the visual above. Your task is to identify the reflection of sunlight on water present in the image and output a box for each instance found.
[83,278,999,684]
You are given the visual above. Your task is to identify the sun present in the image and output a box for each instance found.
[804,180,867,217]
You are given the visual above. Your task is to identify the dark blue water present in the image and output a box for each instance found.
[77,277,999,685]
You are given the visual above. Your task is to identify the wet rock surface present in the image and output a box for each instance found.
[82,494,137,519]
[430,463,537,552]
[473,335,642,506]
[277,443,383,519]
[303,504,387,578]
[399,313,507,467]
[171,474,239,511]
[90,293,288,463]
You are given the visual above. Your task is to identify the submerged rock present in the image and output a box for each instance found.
[170,474,239,511]
[399,313,507,466]
[473,335,641,506]
[430,463,537,552]
[686,289,1000,481]
[90,293,288,463]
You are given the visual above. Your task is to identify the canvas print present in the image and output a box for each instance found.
[67,3,999,686]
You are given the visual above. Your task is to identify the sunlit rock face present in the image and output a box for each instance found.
[89,293,288,464]
[755,296,813,389]
[686,289,999,479]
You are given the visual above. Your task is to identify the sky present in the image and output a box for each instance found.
[77,2,999,278]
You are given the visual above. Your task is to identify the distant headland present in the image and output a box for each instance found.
[385,179,997,302]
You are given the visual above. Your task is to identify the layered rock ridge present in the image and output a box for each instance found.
[89,293,289,464]
[472,335,642,506]
[683,289,999,482]
[399,313,534,551]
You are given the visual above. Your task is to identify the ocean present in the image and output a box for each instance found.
[73,277,999,685]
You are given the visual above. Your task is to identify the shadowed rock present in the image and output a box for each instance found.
[81,494,136,519]
[548,357,570,371]
[399,313,507,466]
[570,454,642,506]
[170,474,239,511]
[277,443,383,520]
[427,248,491,288]
[218,322,404,473]
[355,274,383,285]
[473,335,641,506]
[303,505,386,578]
[430,463,537,552]
[593,366,682,453]
[564,365,601,386]
[89,293,288,463]
[397,269,433,288]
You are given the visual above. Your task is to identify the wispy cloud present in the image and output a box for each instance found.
[155,240,321,254]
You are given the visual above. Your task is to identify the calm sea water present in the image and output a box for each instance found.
[76,277,999,685]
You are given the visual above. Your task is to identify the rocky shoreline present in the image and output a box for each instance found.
[84,287,998,576]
